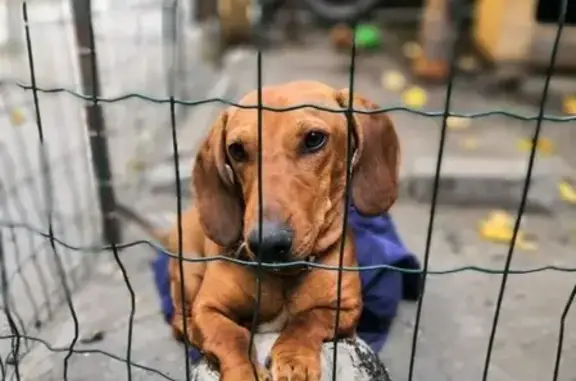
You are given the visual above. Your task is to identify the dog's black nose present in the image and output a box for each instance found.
[247,220,294,263]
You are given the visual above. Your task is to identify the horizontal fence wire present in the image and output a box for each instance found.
[482,1,569,380]
[0,0,574,380]
[20,2,80,379]
[1,220,576,275]
[1,79,576,121]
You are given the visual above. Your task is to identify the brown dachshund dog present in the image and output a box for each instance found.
[117,80,400,381]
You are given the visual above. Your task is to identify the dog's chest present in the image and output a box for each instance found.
[250,274,304,333]
[255,306,289,333]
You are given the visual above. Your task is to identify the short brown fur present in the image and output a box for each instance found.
[119,80,400,381]
[189,81,400,381]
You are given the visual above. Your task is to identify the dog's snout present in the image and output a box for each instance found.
[247,220,294,263]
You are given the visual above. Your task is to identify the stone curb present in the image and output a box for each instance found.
[401,155,573,213]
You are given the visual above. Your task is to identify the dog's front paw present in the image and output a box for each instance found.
[221,364,271,381]
[268,344,321,381]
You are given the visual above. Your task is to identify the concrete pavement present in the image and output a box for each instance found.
[1,13,576,381]
[11,200,576,381]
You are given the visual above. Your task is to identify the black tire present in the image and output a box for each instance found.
[300,0,382,24]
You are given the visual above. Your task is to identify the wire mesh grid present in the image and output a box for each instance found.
[0,0,192,376]
[0,0,575,380]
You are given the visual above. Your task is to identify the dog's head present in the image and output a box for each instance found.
[193,81,399,264]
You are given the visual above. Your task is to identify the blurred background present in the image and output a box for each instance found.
[1,0,576,380]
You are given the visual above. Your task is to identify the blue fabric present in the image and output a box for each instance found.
[348,206,422,353]
[149,206,421,362]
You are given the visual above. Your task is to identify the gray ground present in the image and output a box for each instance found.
[1,2,576,381]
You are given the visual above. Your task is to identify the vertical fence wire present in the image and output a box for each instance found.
[0,146,52,326]
[0,89,44,347]
[74,8,136,373]
[407,0,465,379]
[42,0,92,290]
[0,192,22,381]
[247,46,265,381]
[553,284,576,381]
[170,89,190,381]
[0,223,33,327]
[0,148,39,328]
[0,85,55,322]
[22,2,79,379]
[89,4,140,379]
[0,205,33,361]
[112,242,135,381]
[482,1,568,379]
[0,86,47,226]
[111,194,135,380]
[331,22,358,381]
[166,0,192,379]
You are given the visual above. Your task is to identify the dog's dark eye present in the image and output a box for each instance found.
[228,142,248,162]
[302,131,327,153]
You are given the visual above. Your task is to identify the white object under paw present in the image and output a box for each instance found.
[190,333,391,381]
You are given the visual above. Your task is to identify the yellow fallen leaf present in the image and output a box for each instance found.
[537,138,555,155]
[9,108,26,126]
[402,41,422,60]
[558,180,576,204]
[480,223,511,243]
[516,137,555,155]
[489,210,513,225]
[381,70,406,92]
[516,139,530,151]
[459,136,478,150]
[479,210,535,250]
[563,95,576,115]
[447,116,471,130]
[402,86,427,109]
[517,238,538,251]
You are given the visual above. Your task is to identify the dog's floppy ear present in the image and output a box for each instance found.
[192,111,242,247]
[335,89,400,215]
